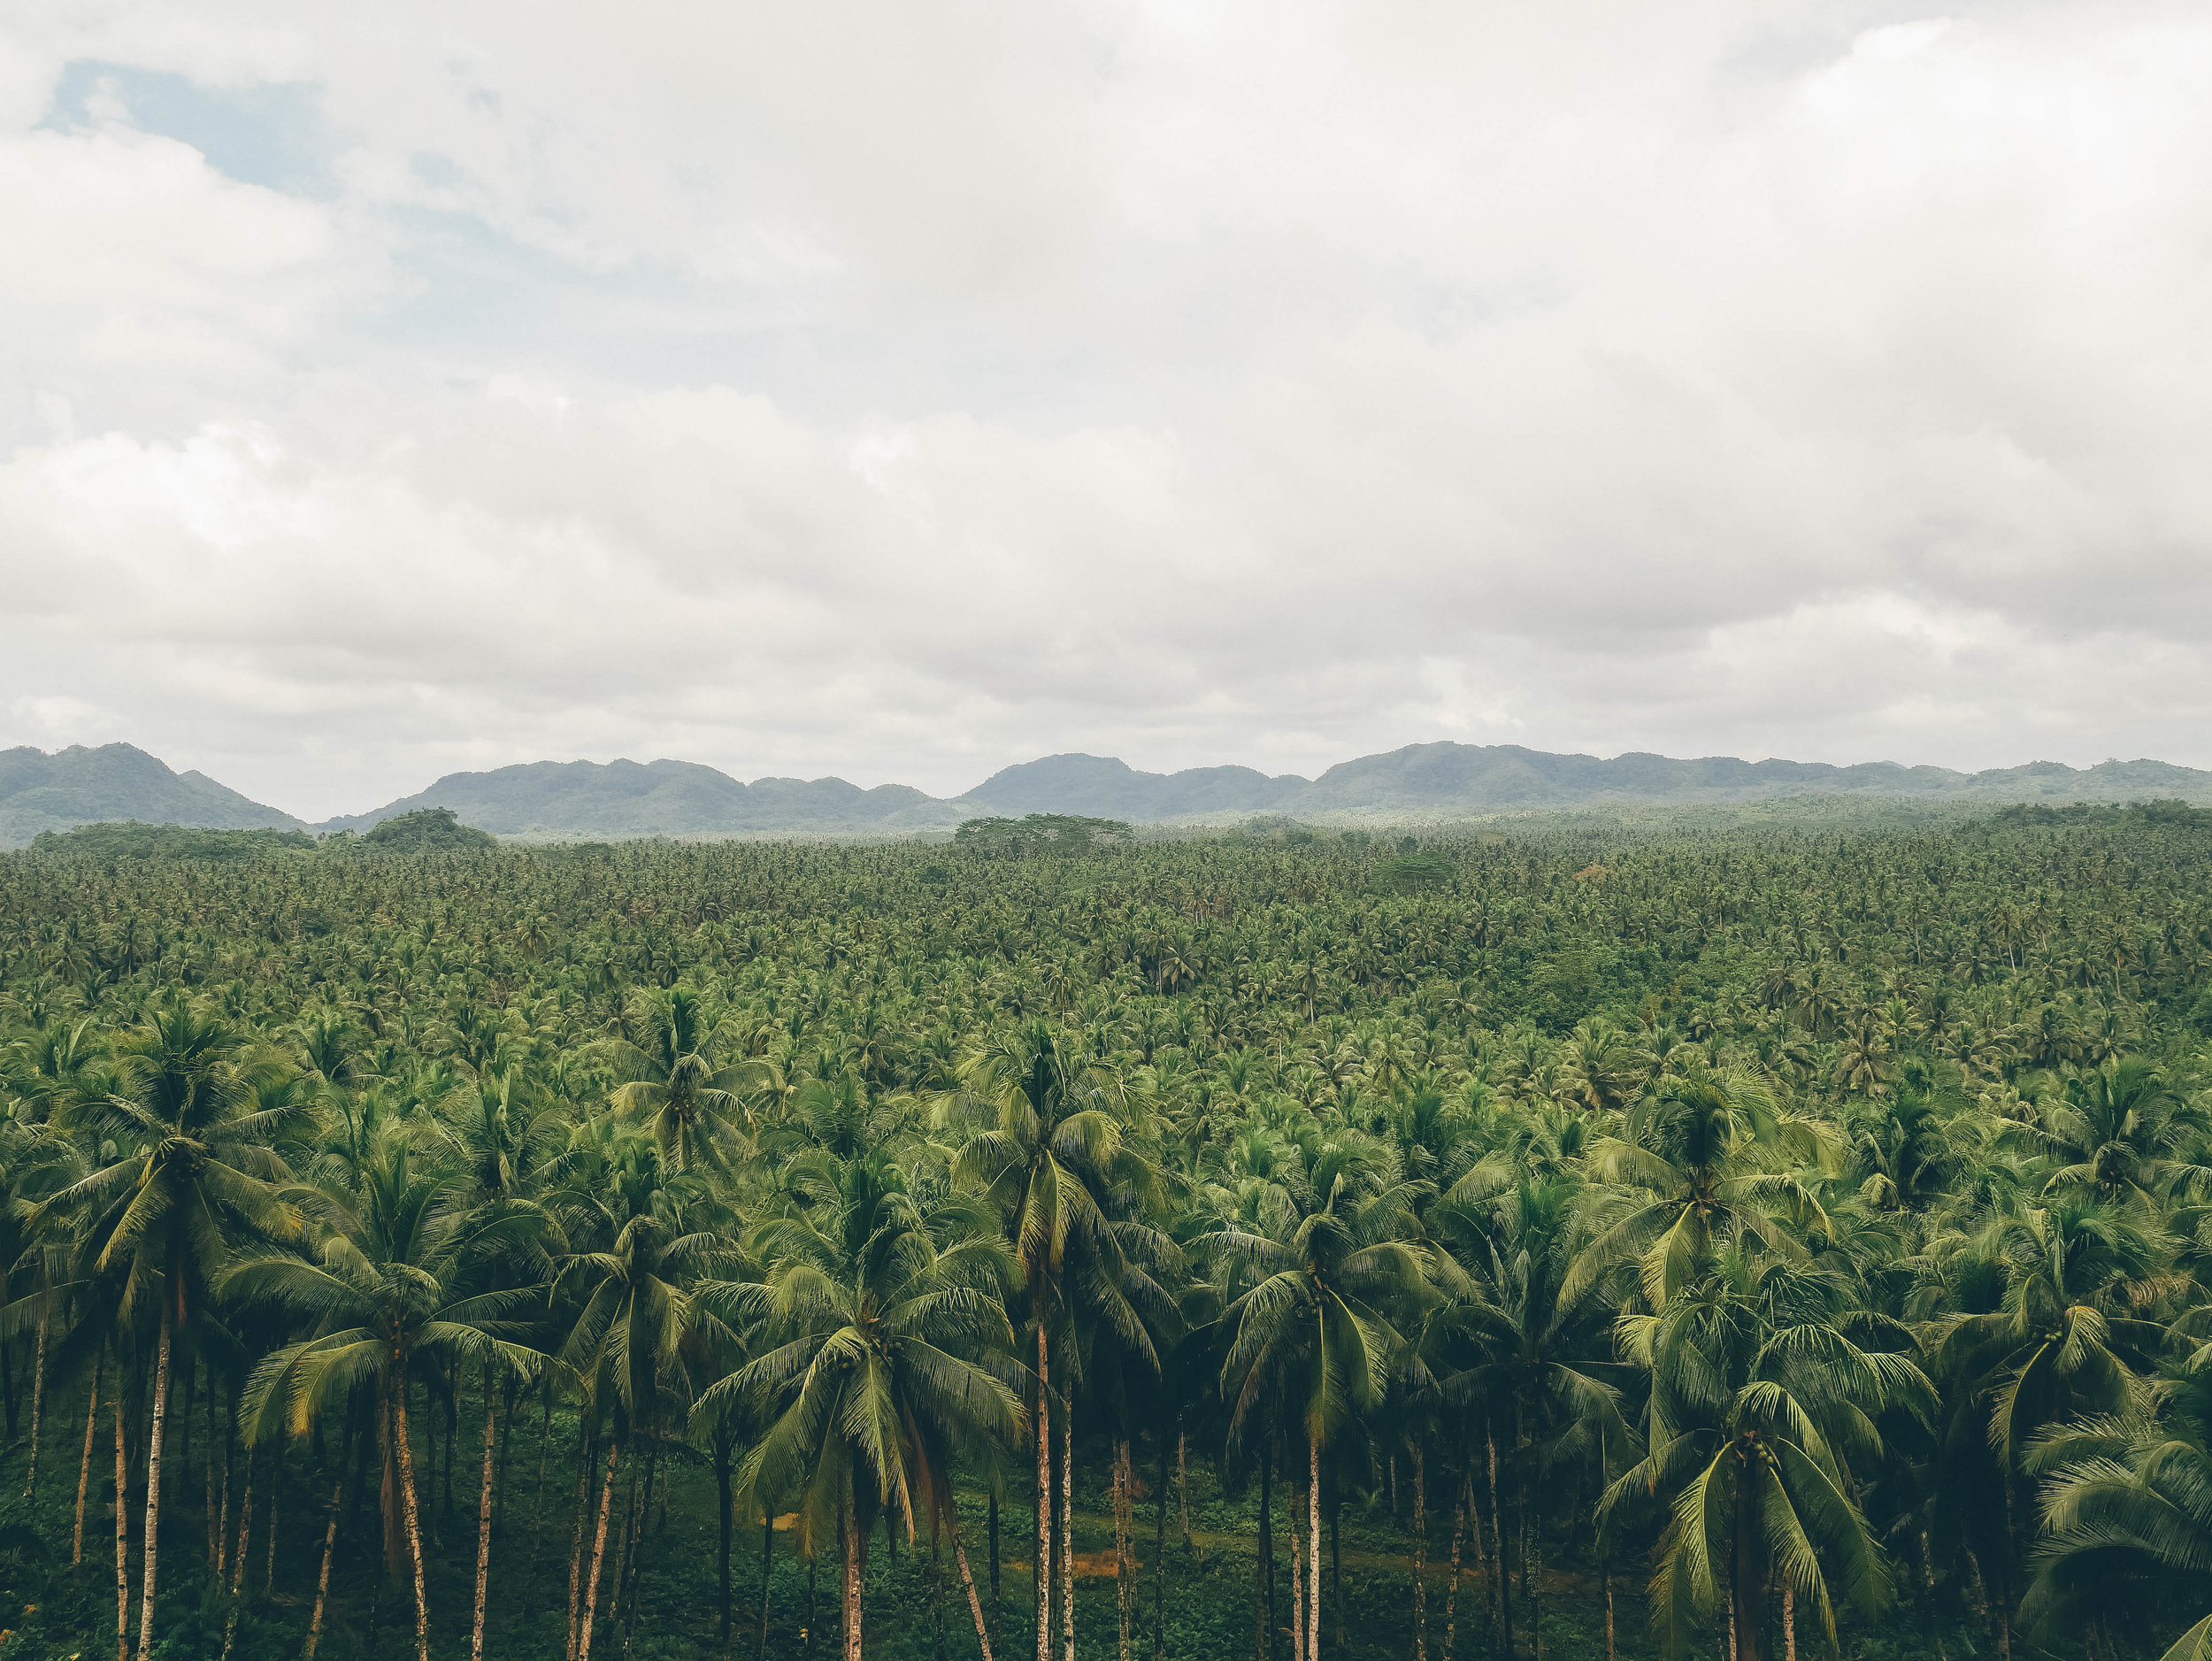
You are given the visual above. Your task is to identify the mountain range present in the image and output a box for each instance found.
[6,741,2211,849]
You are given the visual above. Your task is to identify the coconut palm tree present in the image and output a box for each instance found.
[1563,1073,1835,1310]
[955,1019,1169,1661]
[43,998,305,1661]
[226,1134,551,1661]
[1209,1133,1433,1661]
[595,983,750,1173]
[710,1145,1023,1661]
[1604,1248,1932,1661]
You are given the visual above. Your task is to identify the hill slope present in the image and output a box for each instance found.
[0,744,303,850]
[964,744,2212,822]
[319,757,974,838]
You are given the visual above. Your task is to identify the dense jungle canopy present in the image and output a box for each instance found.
[2,804,2211,1661]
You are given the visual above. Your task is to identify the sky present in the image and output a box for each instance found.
[4,1,2210,821]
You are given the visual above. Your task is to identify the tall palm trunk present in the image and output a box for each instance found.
[841,1501,864,1661]
[392,1374,433,1661]
[24,1303,47,1500]
[133,1299,172,1661]
[757,1508,774,1661]
[1307,1438,1321,1661]
[1155,1434,1170,1661]
[714,1426,733,1658]
[1730,1459,1767,1661]
[114,1378,129,1661]
[1179,1429,1195,1559]
[955,1519,996,1661]
[75,1350,103,1565]
[1060,1411,1076,1661]
[1036,1322,1052,1661]
[1413,1445,1427,1661]
[218,1448,257,1661]
[577,1436,622,1661]
[1447,1491,1464,1661]
[1116,1437,1133,1661]
[565,1423,595,1661]
[472,1362,499,1661]
[305,1477,346,1661]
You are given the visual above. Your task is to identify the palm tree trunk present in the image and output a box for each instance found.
[133,1299,172,1661]
[1487,1431,1511,1660]
[757,1507,774,1661]
[1447,1490,1463,1661]
[1059,1411,1076,1661]
[528,1376,557,1595]
[577,1436,622,1661]
[842,1500,864,1661]
[566,1424,595,1661]
[393,1377,434,1661]
[1036,1322,1052,1661]
[1263,1446,1276,1661]
[232,1445,255,1596]
[1307,1437,1321,1661]
[265,1455,279,1597]
[1782,1581,1795,1661]
[24,1304,47,1500]
[472,1362,498,1661]
[1179,1429,1195,1559]
[75,1350,103,1565]
[716,1427,733,1658]
[218,1447,256,1661]
[1413,1445,1427,1661]
[1730,1464,1765,1661]
[956,1522,997,1661]
[114,1376,130,1661]
[305,1477,345,1661]
[1155,1434,1169,1661]
[1116,1437,1133,1661]
[1602,1558,1615,1661]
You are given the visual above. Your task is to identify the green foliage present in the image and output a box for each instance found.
[362,804,499,851]
[951,812,1135,856]
[27,820,316,859]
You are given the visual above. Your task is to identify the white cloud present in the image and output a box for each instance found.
[2,1,2210,818]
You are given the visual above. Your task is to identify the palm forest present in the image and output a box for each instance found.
[2,802,2210,1661]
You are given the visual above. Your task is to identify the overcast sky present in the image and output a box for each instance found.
[4,2,2209,819]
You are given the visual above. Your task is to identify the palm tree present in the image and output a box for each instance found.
[1563,1073,1834,1310]
[955,1019,1170,1661]
[44,998,304,1661]
[1210,1134,1432,1661]
[1934,1201,2169,1476]
[227,1134,550,1661]
[710,1147,1023,1661]
[2035,1057,2200,1203]
[1604,1249,1932,1661]
[2018,1352,2212,1661]
[595,984,750,1173]
[552,1129,741,1661]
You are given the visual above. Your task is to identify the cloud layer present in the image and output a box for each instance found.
[4,1,2209,819]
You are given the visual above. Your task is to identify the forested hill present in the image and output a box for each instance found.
[10,739,2212,845]
[973,744,2212,819]
[0,742,301,848]
[330,745,2212,836]
[314,756,972,838]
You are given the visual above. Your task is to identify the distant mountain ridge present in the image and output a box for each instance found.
[0,743,300,850]
[6,740,2211,849]
[315,757,970,838]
